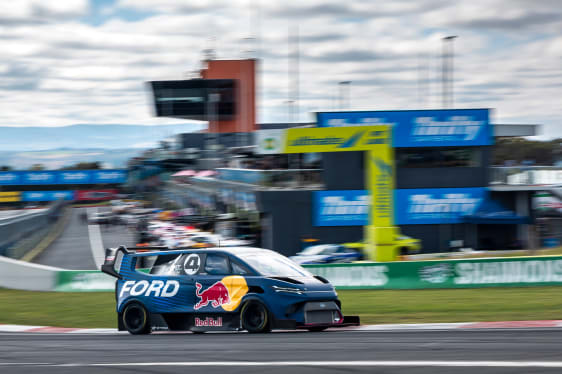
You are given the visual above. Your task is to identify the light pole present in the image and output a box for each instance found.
[338,81,351,109]
[442,35,457,108]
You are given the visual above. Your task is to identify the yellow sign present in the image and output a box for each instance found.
[0,191,21,202]
[283,125,390,153]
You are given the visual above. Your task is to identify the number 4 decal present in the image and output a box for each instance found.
[184,254,201,275]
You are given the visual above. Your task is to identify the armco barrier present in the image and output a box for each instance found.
[304,256,562,289]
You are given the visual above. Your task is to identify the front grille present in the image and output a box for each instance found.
[305,310,334,324]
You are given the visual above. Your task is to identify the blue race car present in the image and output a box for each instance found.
[102,246,359,334]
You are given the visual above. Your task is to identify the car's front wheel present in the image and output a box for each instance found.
[122,302,151,335]
[241,300,271,333]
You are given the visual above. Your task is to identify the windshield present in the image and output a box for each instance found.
[300,245,338,256]
[239,252,313,277]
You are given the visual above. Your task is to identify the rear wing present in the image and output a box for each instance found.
[100,245,210,278]
[101,246,170,279]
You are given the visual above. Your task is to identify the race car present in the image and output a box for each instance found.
[102,246,359,334]
[290,244,365,265]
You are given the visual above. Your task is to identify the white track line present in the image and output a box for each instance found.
[8,361,562,368]
[86,207,104,269]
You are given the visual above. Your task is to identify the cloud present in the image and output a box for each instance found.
[0,0,559,141]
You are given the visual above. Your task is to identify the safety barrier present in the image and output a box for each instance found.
[305,256,562,289]
[3,255,562,292]
[0,201,66,259]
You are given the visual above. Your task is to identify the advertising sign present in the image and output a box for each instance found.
[59,171,91,184]
[256,126,390,154]
[91,170,127,184]
[314,190,369,226]
[0,170,128,186]
[305,256,562,290]
[0,172,21,185]
[22,191,75,202]
[75,189,118,201]
[316,109,491,147]
[0,191,21,203]
[395,187,487,225]
[22,171,57,185]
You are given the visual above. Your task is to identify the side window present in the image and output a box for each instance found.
[204,254,230,275]
[231,260,251,275]
[150,254,184,275]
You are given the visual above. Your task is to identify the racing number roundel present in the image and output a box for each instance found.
[184,254,201,275]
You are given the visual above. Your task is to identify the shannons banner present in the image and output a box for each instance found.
[304,256,562,289]
[316,109,492,147]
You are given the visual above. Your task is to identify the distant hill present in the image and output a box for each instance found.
[0,148,147,169]
[0,123,204,151]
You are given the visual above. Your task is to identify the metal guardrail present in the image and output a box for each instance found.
[490,166,562,186]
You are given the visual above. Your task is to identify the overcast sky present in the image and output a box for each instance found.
[1,0,561,138]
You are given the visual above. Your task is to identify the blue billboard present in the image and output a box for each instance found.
[0,169,127,186]
[313,187,488,226]
[316,109,491,147]
[22,191,75,202]
[314,190,369,226]
[395,187,487,225]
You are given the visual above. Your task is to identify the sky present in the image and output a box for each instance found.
[0,0,561,139]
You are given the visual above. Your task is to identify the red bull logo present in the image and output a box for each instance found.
[195,317,223,327]
[194,281,230,310]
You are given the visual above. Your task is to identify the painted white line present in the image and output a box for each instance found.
[357,322,471,331]
[14,361,562,368]
[87,207,104,270]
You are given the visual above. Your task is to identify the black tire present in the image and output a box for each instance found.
[122,302,151,335]
[307,326,328,332]
[241,300,271,333]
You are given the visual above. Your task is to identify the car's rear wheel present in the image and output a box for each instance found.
[122,302,151,335]
[241,300,270,333]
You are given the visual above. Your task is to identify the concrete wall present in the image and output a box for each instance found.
[0,256,60,291]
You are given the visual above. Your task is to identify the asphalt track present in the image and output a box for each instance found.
[1,329,562,373]
[33,207,135,270]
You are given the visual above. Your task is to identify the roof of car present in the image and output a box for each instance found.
[130,246,274,257]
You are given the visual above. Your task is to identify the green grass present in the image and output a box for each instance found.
[1,287,561,328]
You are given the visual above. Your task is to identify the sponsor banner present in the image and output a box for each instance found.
[314,190,369,226]
[23,171,57,185]
[0,170,127,186]
[316,109,491,147]
[0,191,21,203]
[22,190,75,202]
[284,125,390,153]
[0,172,21,185]
[256,126,390,154]
[92,170,127,184]
[305,256,562,290]
[313,187,487,226]
[395,187,487,224]
[75,189,118,201]
[55,271,116,292]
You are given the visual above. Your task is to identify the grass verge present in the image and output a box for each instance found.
[0,287,561,328]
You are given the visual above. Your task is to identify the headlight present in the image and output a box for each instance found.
[271,285,304,295]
